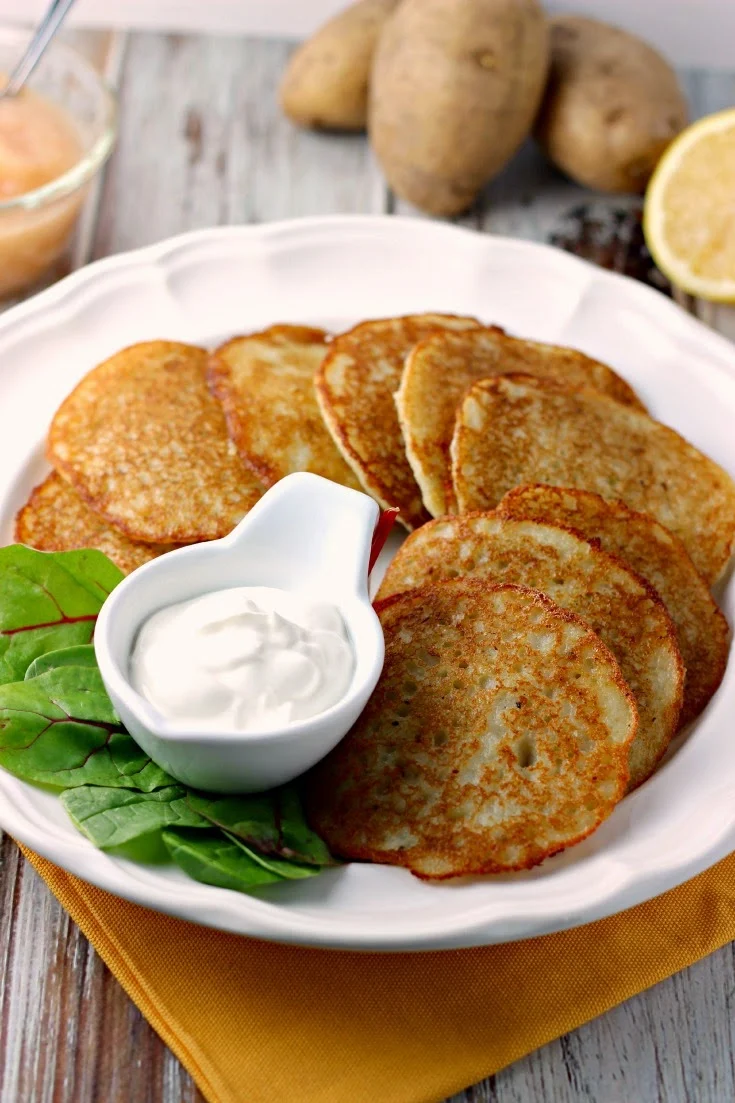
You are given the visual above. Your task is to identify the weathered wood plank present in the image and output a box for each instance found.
[479,943,735,1103]
[0,837,206,1103]
[94,34,385,258]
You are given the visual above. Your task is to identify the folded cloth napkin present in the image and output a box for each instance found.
[18,844,735,1103]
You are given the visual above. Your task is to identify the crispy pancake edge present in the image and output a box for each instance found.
[14,471,174,574]
[449,372,735,584]
[47,340,264,545]
[497,484,731,727]
[308,579,637,878]
[376,511,685,790]
[314,314,480,530]
[208,324,345,488]
[396,326,646,517]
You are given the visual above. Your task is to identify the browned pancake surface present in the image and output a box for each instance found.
[307,580,636,878]
[378,513,684,789]
[15,473,174,574]
[315,314,479,529]
[208,325,362,490]
[498,485,730,727]
[48,341,263,544]
[451,374,735,584]
[397,326,645,517]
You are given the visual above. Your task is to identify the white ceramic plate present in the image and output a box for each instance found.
[0,216,734,951]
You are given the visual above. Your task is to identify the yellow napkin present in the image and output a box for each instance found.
[18,843,735,1103]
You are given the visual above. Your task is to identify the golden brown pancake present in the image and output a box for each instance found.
[48,341,264,544]
[377,513,684,789]
[397,326,646,517]
[314,314,479,529]
[497,485,730,727]
[208,325,362,490]
[15,472,174,574]
[306,579,636,878]
[451,374,735,584]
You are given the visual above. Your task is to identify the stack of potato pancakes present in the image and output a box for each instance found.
[19,315,735,879]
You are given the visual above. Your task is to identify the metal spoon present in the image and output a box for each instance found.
[1,0,78,100]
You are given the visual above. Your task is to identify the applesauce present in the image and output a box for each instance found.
[0,81,85,297]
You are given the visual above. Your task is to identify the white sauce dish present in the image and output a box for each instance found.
[94,473,384,793]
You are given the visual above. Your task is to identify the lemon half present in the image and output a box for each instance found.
[644,107,735,302]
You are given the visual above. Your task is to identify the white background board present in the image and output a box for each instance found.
[0,0,733,69]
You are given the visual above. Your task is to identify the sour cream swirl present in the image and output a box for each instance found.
[130,586,354,733]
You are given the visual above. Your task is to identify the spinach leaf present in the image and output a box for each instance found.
[278,784,335,866]
[0,546,123,685]
[185,785,334,866]
[25,644,98,680]
[162,827,284,891]
[61,785,208,848]
[61,787,322,881]
[0,666,174,791]
[221,830,318,880]
[49,548,124,600]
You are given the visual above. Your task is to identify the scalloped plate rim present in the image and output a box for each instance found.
[0,215,733,951]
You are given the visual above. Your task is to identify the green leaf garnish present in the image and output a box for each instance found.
[61,784,209,848]
[185,785,334,866]
[25,643,98,680]
[221,830,318,880]
[0,666,174,791]
[0,546,123,685]
[62,785,327,882]
[162,827,286,891]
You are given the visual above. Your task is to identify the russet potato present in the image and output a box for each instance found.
[536,16,688,193]
[369,0,549,215]
[279,0,401,132]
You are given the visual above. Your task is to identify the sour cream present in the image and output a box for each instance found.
[130,586,354,733]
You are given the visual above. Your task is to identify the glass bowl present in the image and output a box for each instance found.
[0,25,117,298]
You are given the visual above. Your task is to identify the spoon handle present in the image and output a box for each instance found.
[3,0,78,98]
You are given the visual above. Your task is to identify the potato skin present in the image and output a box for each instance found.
[536,16,688,194]
[369,0,549,216]
[279,0,401,131]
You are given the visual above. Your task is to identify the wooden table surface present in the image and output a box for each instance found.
[1,28,734,1103]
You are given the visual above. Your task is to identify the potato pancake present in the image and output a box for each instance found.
[378,513,683,789]
[48,341,264,544]
[451,374,735,583]
[307,580,636,878]
[397,326,644,517]
[315,313,479,529]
